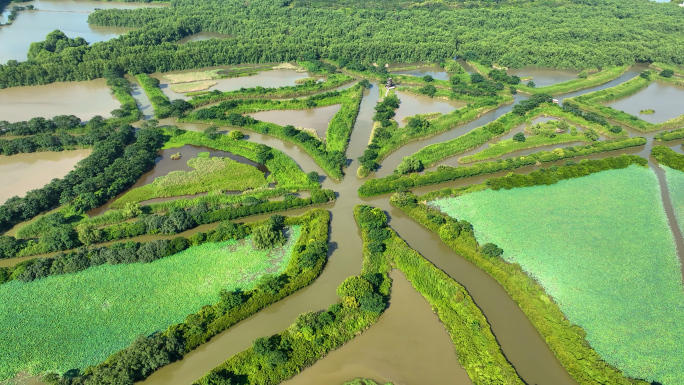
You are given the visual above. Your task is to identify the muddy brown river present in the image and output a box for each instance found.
[2,64,684,385]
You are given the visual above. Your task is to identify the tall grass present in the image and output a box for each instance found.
[459,133,590,163]
[430,166,684,385]
[0,226,302,380]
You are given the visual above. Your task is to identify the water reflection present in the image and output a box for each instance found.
[248,104,342,138]
[603,82,684,124]
[507,67,580,87]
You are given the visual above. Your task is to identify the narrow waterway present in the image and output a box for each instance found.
[282,270,472,385]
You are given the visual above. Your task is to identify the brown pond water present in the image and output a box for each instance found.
[175,32,232,44]
[0,0,166,63]
[391,66,451,81]
[87,145,268,216]
[0,149,90,204]
[507,67,581,87]
[603,81,684,124]
[248,104,342,139]
[283,270,472,385]
[154,68,312,101]
[0,79,119,122]
[394,90,465,128]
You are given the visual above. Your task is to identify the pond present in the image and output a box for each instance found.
[0,0,166,63]
[248,104,342,139]
[0,79,119,122]
[0,149,91,204]
[391,65,450,81]
[154,67,313,101]
[507,67,581,87]
[603,81,684,124]
[394,90,465,128]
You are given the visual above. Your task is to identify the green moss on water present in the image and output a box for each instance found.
[0,226,301,380]
[430,166,684,385]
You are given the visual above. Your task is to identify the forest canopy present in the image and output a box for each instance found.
[0,0,683,88]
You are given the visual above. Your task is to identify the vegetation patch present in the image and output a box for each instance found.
[639,108,655,115]
[170,80,218,93]
[0,225,302,380]
[515,66,629,96]
[112,156,267,208]
[430,165,684,385]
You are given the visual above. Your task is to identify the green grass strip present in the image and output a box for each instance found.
[357,138,646,197]
[515,66,629,96]
[391,156,651,385]
[650,62,684,77]
[136,73,173,119]
[459,133,591,163]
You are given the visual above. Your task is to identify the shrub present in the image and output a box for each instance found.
[660,69,674,78]
[513,132,526,142]
[336,276,373,299]
[252,223,286,250]
[481,243,503,258]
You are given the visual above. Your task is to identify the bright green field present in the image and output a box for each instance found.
[0,226,301,380]
[664,165,684,237]
[430,166,684,384]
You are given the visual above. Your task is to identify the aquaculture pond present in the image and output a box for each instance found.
[393,91,465,128]
[391,66,450,81]
[248,104,342,139]
[430,165,684,385]
[507,67,580,87]
[603,81,684,124]
[0,79,120,122]
[0,227,301,381]
[0,0,166,63]
[155,68,313,100]
[0,149,91,204]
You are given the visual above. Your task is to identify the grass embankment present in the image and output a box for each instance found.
[170,81,218,93]
[182,84,365,179]
[357,137,646,197]
[650,62,684,77]
[653,146,684,236]
[398,103,627,172]
[39,209,331,384]
[459,133,591,163]
[392,155,653,385]
[106,72,143,124]
[429,163,684,385]
[655,126,684,142]
[163,69,224,84]
[136,73,173,118]
[194,205,523,385]
[0,223,304,379]
[112,156,267,207]
[187,74,354,108]
[515,66,629,95]
[565,70,684,132]
[163,129,316,190]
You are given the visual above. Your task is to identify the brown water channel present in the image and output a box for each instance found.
[0,79,120,122]
[87,145,267,217]
[0,149,91,204]
[0,0,166,63]
[10,67,684,385]
[154,68,312,101]
[603,81,684,124]
[283,270,472,385]
[248,104,342,139]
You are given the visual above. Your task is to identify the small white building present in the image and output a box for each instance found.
[552,99,560,105]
